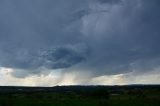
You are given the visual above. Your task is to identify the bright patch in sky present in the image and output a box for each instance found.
[0,67,159,86]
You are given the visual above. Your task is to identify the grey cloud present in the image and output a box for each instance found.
[0,45,88,70]
[9,45,89,78]
[0,1,88,78]
[38,46,88,69]
[69,0,160,76]
[98,0,122,4]
[0,0,160,78]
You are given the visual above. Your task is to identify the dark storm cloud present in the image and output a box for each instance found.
[0,0,89,70]
[0,0,160,77]
[38,46,88,69]
[0,46,88,70]
[76,0,160,75]
[98,0,122,4]
[68,0,160,75]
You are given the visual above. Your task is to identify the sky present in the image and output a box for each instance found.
[0,0,160,86]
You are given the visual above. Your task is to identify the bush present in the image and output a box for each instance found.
[83,89,110,99]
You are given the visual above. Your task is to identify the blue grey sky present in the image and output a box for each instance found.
[0,0,160,86]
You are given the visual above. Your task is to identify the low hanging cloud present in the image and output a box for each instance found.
[0,67,160,86]
[38,46,88,69]
[0,0,160,85]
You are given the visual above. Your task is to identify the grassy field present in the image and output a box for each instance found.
[0,86,160,106]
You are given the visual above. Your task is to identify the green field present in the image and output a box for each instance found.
[0,86,160,106]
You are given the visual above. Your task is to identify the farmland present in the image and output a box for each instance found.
[0,85,160,106]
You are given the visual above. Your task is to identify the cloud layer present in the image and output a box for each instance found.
[0,0,160,85]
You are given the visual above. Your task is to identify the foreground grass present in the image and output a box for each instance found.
[0,88,160,106]
[0,98,100,106]
[0,95,160,106]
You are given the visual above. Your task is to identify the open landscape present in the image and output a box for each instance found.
[0,0,160,106]
[0,85,160,106]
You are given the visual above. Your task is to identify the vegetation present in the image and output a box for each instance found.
[0,85,160,106]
